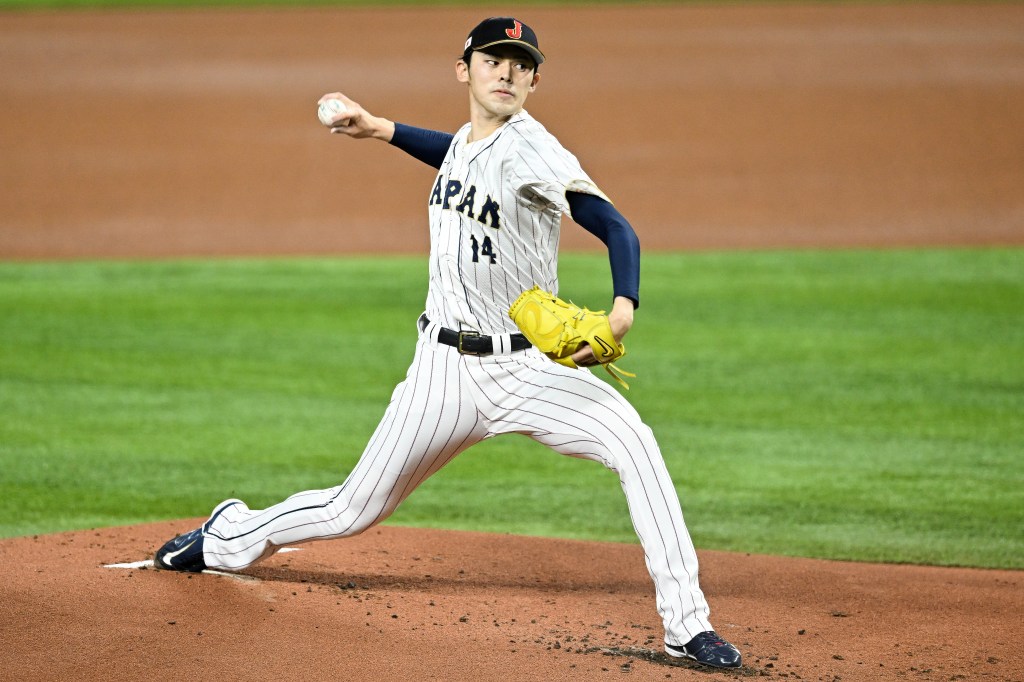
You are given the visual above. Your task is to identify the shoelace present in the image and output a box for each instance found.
[690,631,726,649]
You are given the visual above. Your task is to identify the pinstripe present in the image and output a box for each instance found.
[390,345,457,504]
[390,349,482,505]
[454,155,477,326]
[496,154,516,325]
[341,341,439,531]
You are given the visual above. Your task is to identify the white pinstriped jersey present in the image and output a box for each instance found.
[198,109,717,648]
[425,110,609,335]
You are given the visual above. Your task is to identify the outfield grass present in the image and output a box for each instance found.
[1,249,1021,569]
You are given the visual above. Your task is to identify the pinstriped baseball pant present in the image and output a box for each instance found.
[202,322,714,644]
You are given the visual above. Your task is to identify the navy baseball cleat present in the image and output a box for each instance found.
[665,631,742,669]
[154,527,206,572]
[153,499,243,572]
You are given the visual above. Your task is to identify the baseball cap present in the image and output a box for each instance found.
[462,17,545,66]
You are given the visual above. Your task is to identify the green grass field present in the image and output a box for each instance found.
[1,249,1021,569]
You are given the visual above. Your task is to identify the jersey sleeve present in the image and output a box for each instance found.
[507,129,610,216]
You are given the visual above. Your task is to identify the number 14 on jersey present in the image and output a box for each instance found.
[469,234,497,264]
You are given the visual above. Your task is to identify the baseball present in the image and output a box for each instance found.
[317,98,348,127]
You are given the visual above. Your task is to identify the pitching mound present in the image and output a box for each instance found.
[3,523,1020,681]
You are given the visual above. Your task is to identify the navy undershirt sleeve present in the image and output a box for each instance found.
[389,122,453,170]
[567,191,641,309]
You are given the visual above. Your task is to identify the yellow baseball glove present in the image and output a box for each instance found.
[508,285,635,389]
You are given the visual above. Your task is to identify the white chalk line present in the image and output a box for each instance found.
[105,559,154,569]
[104,548,302,581]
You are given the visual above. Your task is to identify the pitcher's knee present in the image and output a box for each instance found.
[320,497,394,539]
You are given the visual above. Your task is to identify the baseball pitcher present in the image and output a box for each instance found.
[155,17,742,670]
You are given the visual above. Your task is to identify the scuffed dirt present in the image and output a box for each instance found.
[3,524,1022,681]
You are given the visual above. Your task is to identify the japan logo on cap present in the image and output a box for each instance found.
[463,17,545,65]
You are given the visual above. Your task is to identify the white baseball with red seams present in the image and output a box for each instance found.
[200,109,716,645]
[317,98,348,127]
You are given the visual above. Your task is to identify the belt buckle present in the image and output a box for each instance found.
[457,330,483,356]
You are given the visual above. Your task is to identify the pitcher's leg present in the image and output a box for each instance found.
[541,411,712,643]
[471,354,713,643]
[204,340,482,571]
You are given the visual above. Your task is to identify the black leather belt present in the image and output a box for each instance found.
[421,315,531,356]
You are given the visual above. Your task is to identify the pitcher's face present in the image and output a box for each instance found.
[457,47,540,121]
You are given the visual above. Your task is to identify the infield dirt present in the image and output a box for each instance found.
[1,4,1022,681]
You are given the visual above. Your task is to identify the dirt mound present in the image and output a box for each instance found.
[3,523,1021,681]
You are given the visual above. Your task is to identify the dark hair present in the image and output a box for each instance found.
[460,47,538,73]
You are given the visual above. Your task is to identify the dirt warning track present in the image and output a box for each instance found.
[1,4,1022,259]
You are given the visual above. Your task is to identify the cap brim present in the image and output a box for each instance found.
[472,39,545,65]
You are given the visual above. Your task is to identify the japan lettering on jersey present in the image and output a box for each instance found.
[425,111,610,335]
